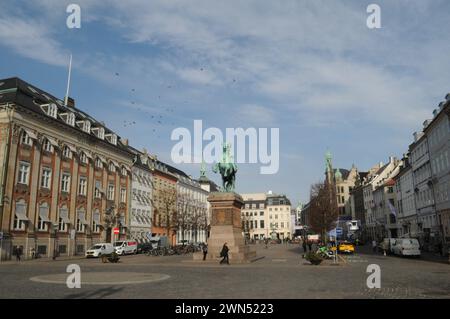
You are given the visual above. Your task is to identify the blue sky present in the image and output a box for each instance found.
[1,0,449,206]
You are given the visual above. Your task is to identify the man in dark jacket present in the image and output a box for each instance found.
[302,239,307,253]
[220,242,229,264]
[202,243,208,261]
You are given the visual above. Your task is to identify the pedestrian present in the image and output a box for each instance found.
[307,240,312,252]
[14,246,21,262]
[264,238,269,249]
[202,243,208,261]
[302,239,307,253]
[30,247,35,259]
[372,239,377,253]
[220,242,229,265]
[437,242,443,257]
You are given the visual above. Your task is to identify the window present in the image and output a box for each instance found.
[42,138,52,153]
[281,222,284,228]
[260,220,264,228]
[120,188,126,203]
[92,210,101,233]
[79,152,88,164]
[47,103,57,118]
[95,158,103,169]
[76,209,86,232]
[61,173,70,193]
[107,184,115,200]
[67,113,75,126]
[40,167,52,189]
[109,162,116,173]
[37,202,49,231]
[94,180,102,199]
[13,200,27,230]
[21,131,32,146]
[83,121,91,133]
[18,162,30,185]
[78,177,87,196]
[121,167,127,176]
[260,211,264,216]
[62,145,72,158]
[58,206,68,232]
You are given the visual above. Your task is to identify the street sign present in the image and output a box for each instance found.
[113,227,119,235]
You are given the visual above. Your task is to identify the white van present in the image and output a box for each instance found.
[392,239,421,257]
[114,240,138,255]
[86,243,114,258]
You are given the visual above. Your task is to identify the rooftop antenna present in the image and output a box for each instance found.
[64,53,72,106]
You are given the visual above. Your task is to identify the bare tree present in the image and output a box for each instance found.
[155,187,178,240]
[308,181,338,242]
[176,192,192,243]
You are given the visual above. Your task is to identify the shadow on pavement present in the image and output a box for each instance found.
[65,286,123,299]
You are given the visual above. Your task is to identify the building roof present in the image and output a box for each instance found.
[333,168,350,180]
[0,77,131,154]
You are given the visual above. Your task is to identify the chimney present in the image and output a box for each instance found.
[389,156,395,163]
[67,97,75,108]
[122,138,128,146]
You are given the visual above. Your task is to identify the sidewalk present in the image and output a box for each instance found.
[356,243,449,264]
[0,255,86,265]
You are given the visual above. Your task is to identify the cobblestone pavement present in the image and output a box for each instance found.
[0,244,448,299]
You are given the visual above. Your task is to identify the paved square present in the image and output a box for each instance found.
[0,244,449,299]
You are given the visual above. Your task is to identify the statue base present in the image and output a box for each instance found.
[193,192,256,263]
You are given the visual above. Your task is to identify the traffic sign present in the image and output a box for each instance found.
[113,227,119,235]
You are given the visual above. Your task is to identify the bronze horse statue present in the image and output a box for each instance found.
[212,143,237,192]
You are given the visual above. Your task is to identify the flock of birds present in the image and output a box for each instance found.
[114,68,238,139]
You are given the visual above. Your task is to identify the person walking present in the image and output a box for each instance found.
[307,240,312,252]
[220,242,229,265]
[372,239,377,253]
[302,239,307,253]
[202,243,208,261]
[14,246,22,262]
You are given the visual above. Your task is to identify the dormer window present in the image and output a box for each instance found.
[77,120,91,133]
[47,103,58,118]
[92,127,105,140]
[121,166,128,176]
[105,133,117,145]
[67,113,75,126]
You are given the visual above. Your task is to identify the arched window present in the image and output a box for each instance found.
[38,202,49,231]
[62,145,72,158]
[42,138,52,152]
[58,205,69,232]
[76,207,86,232]
[92,209,101,233]
[13,199,28,230]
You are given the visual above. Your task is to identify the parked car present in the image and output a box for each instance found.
[391,238,421,257]
[114,240,138,255]
[86,243,114,258]
[338,241,355,254]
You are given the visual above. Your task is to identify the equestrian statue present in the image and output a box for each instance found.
[212,143,237,192]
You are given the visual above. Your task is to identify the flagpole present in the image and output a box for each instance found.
[64,53,73,106]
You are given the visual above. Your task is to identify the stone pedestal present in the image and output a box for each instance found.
[193,192,256,263]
